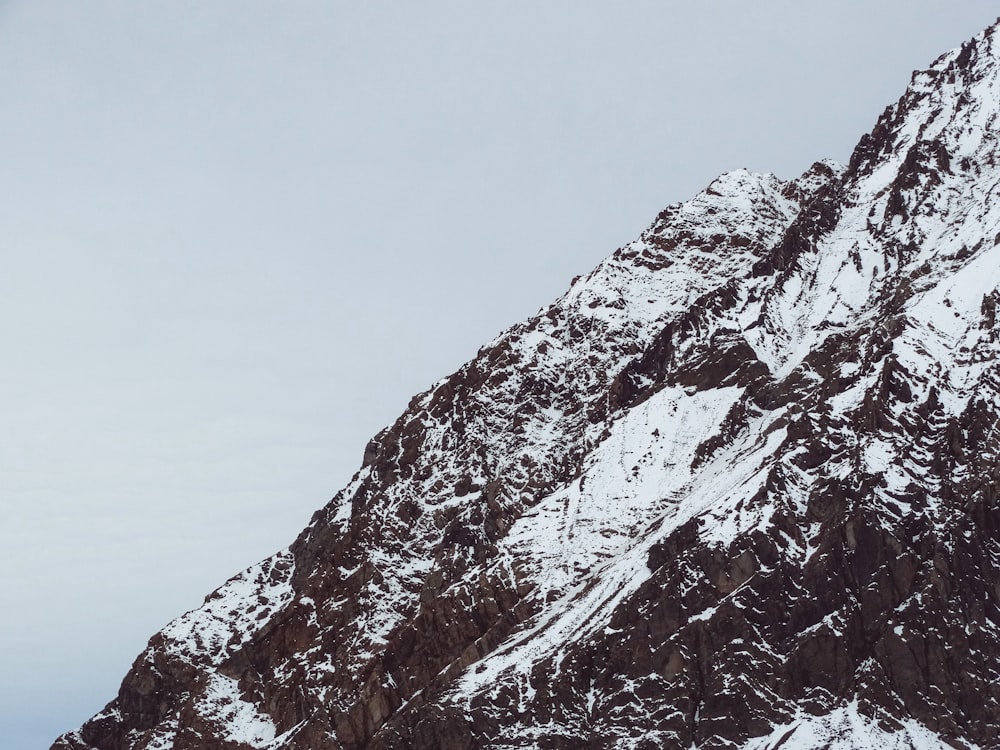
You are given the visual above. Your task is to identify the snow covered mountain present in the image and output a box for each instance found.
[54,19,1000,750]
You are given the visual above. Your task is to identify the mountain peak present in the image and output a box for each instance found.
[54,19,1000,750]
[849,16,1000,188]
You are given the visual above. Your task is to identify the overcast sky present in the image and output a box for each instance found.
[3,3,998,747]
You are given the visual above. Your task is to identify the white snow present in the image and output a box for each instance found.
[200,672,277,747]
[740,700,982,750]
[159,549,295,665]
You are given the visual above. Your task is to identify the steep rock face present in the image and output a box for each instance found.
[55,19,1000,750]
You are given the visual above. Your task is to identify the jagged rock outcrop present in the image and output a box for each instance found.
[55,18,1000,750]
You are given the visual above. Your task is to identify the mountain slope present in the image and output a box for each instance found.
[54,19,1000,750]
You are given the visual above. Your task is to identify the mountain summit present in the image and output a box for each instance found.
[55,19,1000,750]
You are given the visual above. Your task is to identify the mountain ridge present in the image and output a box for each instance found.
[55,17,1000,750]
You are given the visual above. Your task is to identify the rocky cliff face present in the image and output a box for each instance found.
[54,19,1000,750]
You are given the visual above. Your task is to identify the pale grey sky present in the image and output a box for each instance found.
[2,3,997,747]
